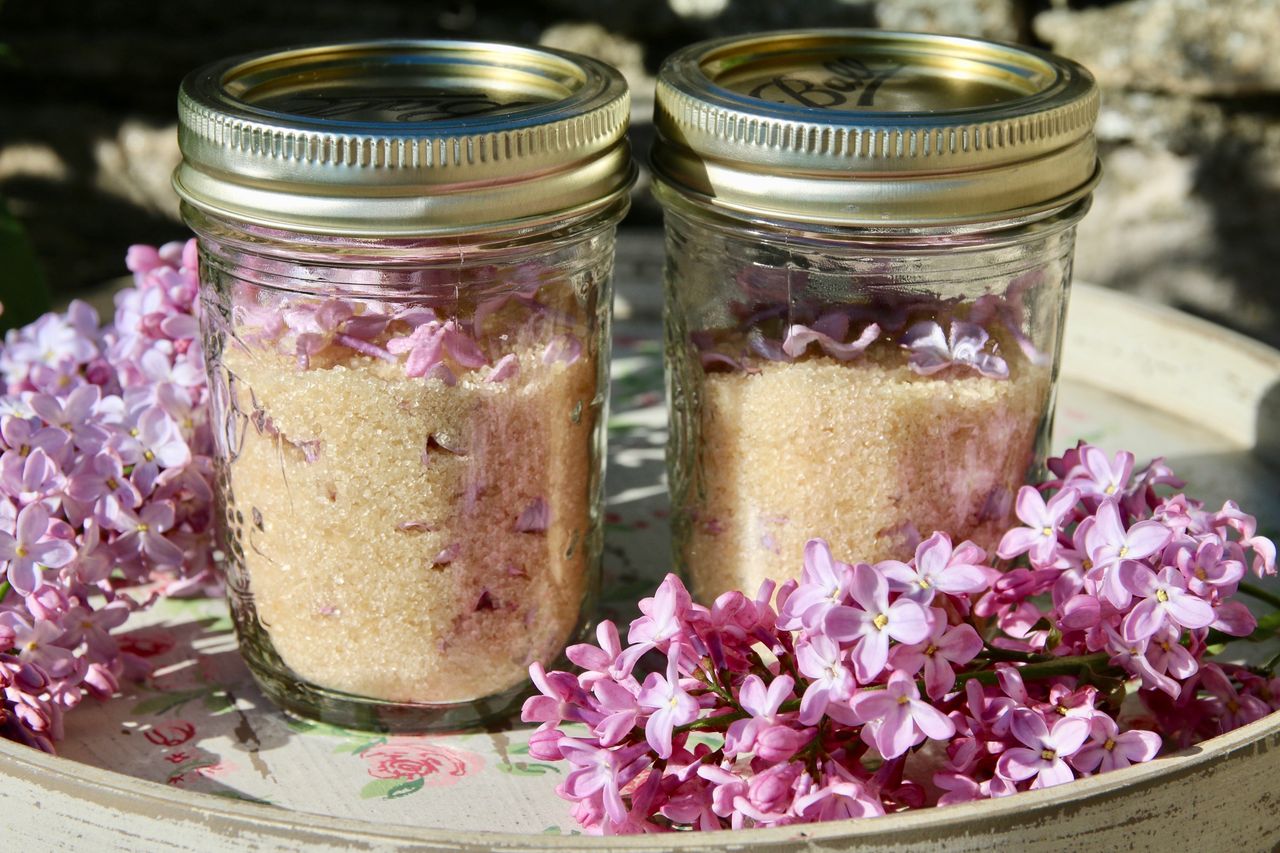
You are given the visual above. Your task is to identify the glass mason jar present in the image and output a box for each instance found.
[652,31,1100,603]
[173,41,634,730]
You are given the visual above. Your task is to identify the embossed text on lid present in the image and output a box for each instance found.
[707,41,1051,113]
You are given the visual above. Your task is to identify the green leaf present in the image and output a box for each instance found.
[132,688,210,716]
[0,197,50,331]
[203,690,235,715]
[359,778,400,799]
[286,717,356,739]
[496,761,560,776]
[541,826,562,834]
[387,777,425,798]
[333,737,382,755]
[1257,611,1280,633]
[360,776,424,799]
[167,757,220,778]
[352,736,386,756]
[331,741,364,753]
[204,613,235,634]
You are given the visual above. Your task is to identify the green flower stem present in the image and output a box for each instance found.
[977,647,1051,664]
[677,709,749,734]
[953,652,1111,687]
[1239,581,1280,612]
[0,579,10,653]
[673,651,1115,735]
[697,666,737,705]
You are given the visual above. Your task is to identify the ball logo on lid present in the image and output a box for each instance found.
[746,56,906,110]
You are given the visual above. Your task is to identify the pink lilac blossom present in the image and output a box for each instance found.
[997,486,1080,565]
[1070,714,1161,774]
[724,673,801,760]
[0,504,75,595]
[1072,446,1136,503]
[1085,499,1171,608]
[777,538,853,632]
[780,314,880,362]
[386,319,487,380]
[526,444,1279,834]
[848,669,956,759]
[229,260,577,383]
[887,618,984,700]
[0,241,213,751]
[691,282,1034,378]
[636,647,700,758]
[878,532,991,605]
[994,710,1090,789]
[900,320,1010,380]
[795,633,856,725]
[824,563,930,682]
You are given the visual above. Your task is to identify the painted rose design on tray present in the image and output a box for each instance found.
[359,739,484,799]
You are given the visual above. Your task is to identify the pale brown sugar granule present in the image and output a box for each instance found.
[684,353,1050,603]
[223,344,597,703]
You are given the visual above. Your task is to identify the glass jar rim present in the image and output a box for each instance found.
[653,178,1092,251]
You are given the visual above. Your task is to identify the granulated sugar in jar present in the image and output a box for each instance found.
[174,40,634,729]
[651,30,1099,602]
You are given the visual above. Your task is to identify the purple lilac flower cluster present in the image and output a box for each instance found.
[693,267,1050,379]
[524,444,1279,834]
[0,241,213,751]
[229,266,579,382]
[695,313,1011,379]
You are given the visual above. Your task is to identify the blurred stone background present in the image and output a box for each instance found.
[1,0,1278,341]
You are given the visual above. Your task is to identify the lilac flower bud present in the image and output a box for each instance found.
[13,661,48,693]
[12,700,51,733]
[82,662,120,700]
[754,724,806,763]
[24,583,70,622]
[527,726,566,761]
[744,761,802,816]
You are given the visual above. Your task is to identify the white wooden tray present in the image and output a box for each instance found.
[2,282,1278,851]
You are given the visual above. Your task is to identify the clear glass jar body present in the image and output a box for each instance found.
[188,205,621,730]
[660,196,1086,603]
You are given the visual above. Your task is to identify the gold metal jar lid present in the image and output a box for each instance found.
[174,40,635,235]
[652,30,1100,228]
